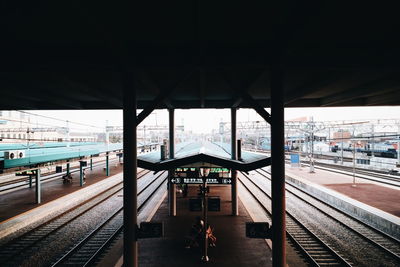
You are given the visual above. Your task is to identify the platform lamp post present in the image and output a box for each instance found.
[397,124,400,166]
[341,129,344,165]
[200,167,210,262]
[351,127,357,187]
[26,127,34,165]
[309,121,315,173]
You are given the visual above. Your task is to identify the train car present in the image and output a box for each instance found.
[331,142,398,159]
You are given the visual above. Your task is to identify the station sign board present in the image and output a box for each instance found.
[138,222,164,239]
[208,197,220,212]
[245,222,272,239]
[170,177,232,185]
[290,153,300,167]
[55,166,63,173]
[189,198,202,211]
[189,197,221,212]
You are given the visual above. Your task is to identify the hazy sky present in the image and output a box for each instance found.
[27,106,400,134]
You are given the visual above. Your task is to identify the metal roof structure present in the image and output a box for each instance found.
[0,143,122,169]
[138,141,270,171]
[2,3,399,267]
[1,2,400,110]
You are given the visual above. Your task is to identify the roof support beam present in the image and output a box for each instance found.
[63,78,123,107]
[241,93,271,124]
[136,89,172,126]
[220,69,270,122]
[0,93,38,109]
[284,73,346,105]
[321,80,399,106]
[163,98,175,109]
[231,97,243,108]
[38,91,83,109]
[136,71,192,125]
[365,90,400,106]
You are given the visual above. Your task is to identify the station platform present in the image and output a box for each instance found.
[285,165,400,217]
[112,185,272,267]
[0,160,124,223]
[284,164,400,239]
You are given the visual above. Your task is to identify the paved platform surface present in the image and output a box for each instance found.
[0,159,124,222]
[137,185,272,267]
[286,166,400,217]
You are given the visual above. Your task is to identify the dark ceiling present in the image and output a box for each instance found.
[1,1,399,110]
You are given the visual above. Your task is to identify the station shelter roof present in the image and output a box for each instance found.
[0,143,122,170]
[1,2,400,110]
[138,141,271,172]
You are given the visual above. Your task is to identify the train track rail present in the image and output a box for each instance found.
[284,158,400,188]
[257,168,400,265]
[238,172,352,266]
[0,169,150,266]
[51,171,167,266]
[310,161,400,185]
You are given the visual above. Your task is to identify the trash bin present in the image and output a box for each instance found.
[56,166,63,173]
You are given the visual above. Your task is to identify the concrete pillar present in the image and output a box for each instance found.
[123,73,138,267]
[231,108,238,216]
[168,109,176,216]
[271,66,286,267]
[35,169,41,204]
[106,152,110,176]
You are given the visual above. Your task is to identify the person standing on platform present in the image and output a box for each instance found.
[185,217,204,249]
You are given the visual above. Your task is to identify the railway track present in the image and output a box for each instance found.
[256,168,400,266]
[238,172,352,266]
[283,158,400,188]
[310,161,400,186]
[0,169,151,266]
[51,171,167,266]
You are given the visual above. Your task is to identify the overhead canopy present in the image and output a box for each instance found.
[138,142,271,172]
[1,2,400,110]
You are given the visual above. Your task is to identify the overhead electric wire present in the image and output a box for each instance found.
[17,110,104,129]
[1,117,66,129]
[0,137,96,142]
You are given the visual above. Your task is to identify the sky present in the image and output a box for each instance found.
[25,106,400,134]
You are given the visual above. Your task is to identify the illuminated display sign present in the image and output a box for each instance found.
[170,177,232,184]
[174,168,231,178]
[175,168,230,172]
